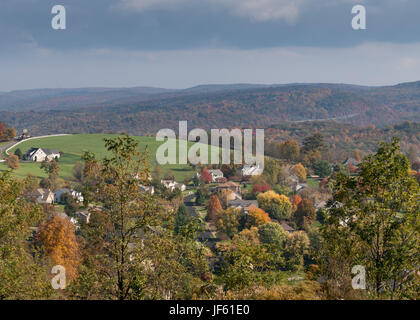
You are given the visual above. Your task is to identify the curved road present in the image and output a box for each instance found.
[0,134,71,162]
[0,141,18,162]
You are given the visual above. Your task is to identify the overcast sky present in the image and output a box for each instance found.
[1,0,420,91]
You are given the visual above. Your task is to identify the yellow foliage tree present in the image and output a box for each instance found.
[257,190,292,220]
[292,163,306,182]
[215,207,242,238]
[37,216,81,282]
[246,208,270,228]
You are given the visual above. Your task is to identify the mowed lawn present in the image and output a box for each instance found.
[0,134,219,182]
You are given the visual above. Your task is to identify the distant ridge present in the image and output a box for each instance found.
[0,81,419,135]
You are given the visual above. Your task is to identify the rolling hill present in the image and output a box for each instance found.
[0,82,420,136]
[0,134,219,182]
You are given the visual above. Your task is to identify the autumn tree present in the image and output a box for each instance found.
[251,183,271,196]
[207,194,222,222]
[6,154,20,170]
[219,227,271,291]
[261,159,289,186]
[201,168,213,184]
[6,127,16,141]
[246,207,270,228]
[292,194,303,210]
[0,172,52,299]
[257,190,292,220]
[292,163,306,182]
[353,149,362,162]
[319,139,420,299]
[273,185,292,197]
[284,231,310,271]
[218,188,235,208]
[23,174,40,194]
[37,216,81,282]
[0,122,6,140]
[292,198,316,230]
[215,207,242,238]
[279,140,300,162]
[125,231,209,299]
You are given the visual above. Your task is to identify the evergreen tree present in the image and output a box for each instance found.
[174,204,190,236]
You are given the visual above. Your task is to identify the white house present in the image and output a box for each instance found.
[54,188,84,204]
[25,148,60,162]
[139,184,155,195]
[208,169,224,182]
[75,211,91,224]
[54,212,79,229]
[28,188,54,204]
[239,164,263,177]
[161,179,186,192]
[292,182,307,193]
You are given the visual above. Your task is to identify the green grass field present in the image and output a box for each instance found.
[307,178,320,189]
[0,134,220,182]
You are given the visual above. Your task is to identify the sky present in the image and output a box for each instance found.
[1,0,420,91]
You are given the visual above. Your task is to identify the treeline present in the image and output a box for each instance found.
[265,121,420,162]
[0,121,16,142]
[1,83,420,136]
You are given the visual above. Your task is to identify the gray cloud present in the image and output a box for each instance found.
[0,0,419,90]
[1,0,419,52]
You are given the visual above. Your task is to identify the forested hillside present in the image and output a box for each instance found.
[1,82,420,135]
[265,121,420,161]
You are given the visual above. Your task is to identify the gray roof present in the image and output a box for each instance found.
[26,148,60,156]
[280,222,295,232]
[228,199,258,207]
[209,169,223,175]
[343,157,360,166]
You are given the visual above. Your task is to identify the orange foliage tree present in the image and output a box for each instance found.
[37,216,81,281]
[292,194,302,210]
[6,154,20,170]
[246,208,270,228]
[207,194,222,222]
